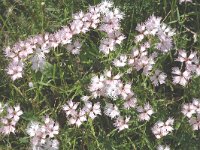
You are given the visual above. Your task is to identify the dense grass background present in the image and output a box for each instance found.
[0,0,200,149]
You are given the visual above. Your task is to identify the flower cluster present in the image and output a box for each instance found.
[182,98,200,130]
[0,103,23,135]
[89,69,134,100]
[61,69,139,131]
[26,116,59,149]
[4,1,124,80]
[62,100,101,127]
[72,68,155,131]
[128,42,156,76]
[2,0,199,149]
[135,15,175,53]
[172,50,200,86]
[113,15,174,85]
[151,118,174,139]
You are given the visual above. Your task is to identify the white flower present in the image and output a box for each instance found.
[189,114,200,130]
[104,103,120,119]
[0,105,23,135]
[150,70,167,86]
[156,36,172,53]
[26,121,41,137]
[27,116,59,149]
[0,118,16,135]
[98,0,113,14]
[113,55,127,67]
[176,50,197,65]
[62,100,79,117]
[151,118,174,139]
[113,116,130,131]
[43,116,59,138]
[120,83,133,99]
[6,59,24,81]
[106,80,122,99]
[179,0,192,4]
[35,138,59,150]
[66,40,82,55]
[134,56,155,75]
[81,96,90,102]
[157,145,170,150]
[108,30,126,45]
[28,82,34,88]
[99,38,115,55]
[182,103,196,118]
[137,103,154,121]
[83,101,101,119]
[172,67,191,86]
[123,95,137,109]
[135,34,145,43]
[6,105,23,122]
[192,98,200,113]
[68,110,87,127]
[136,23,146,33]
[30,48,48,72]
[89,75,105,98]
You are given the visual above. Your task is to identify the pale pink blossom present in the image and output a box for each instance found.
[172,67,191,86]
[189,114,200,130]
[123,95,137,109]
[62,100,79,117]
[68,110,87,127]
[104,103,120,119]
[83,102,101,119]
[113,55,127,67]
[113,116,130,131]
[137,103,154,121]
[150,70,167,86]
[6,59,23,81]
[182,103,196,118]
[176,50,197,65]
[151,118,174,139]
[66,40,82,55]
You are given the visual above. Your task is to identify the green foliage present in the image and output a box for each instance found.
[0,0,200,149]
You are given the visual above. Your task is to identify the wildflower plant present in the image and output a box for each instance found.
[0,0,200,149]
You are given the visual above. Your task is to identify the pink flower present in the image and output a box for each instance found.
[172,67,191,86]
[113,116,130,131]
[62,100,79,117]
[189,114,200,130]
[151,118,174,139]
[66,40,82,55]
[150,70,167,86]
[176,50,197,65]
[83,101,101,119]
[43,116,59,138]
[182,103,196,118]
[113,55,127,67]
[123,94,137,109]
[6,59,24,81]
[104,103,120,119]
[68,110,87,127]
[137,103,154,121]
